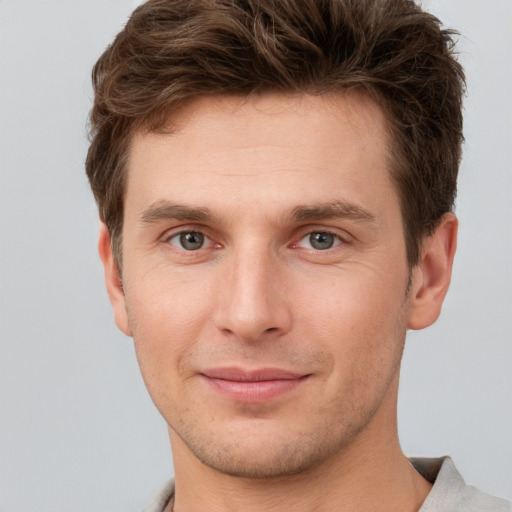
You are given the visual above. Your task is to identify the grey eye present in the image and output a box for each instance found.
[309,232,335,250]
[170,231,205,250]
[297,231,342,251]
[295,231,344,251]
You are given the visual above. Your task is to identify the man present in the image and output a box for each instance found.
[86,0,510,511]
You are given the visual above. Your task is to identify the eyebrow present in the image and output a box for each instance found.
[291,201,376,223]
[139,199,376,226]
[140,201,217,224]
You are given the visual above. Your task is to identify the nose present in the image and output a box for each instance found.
[213,246,292,342]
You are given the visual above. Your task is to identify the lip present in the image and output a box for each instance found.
[201,367,310,403]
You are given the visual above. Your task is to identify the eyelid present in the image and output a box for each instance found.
[160,224,352,252]
[168,231,209,247]
[161,223,211,240]
[296,231,343,250]
[162,225,220,249]
[291,225,352,246]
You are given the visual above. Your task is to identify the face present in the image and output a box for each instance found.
[108,93,417,478]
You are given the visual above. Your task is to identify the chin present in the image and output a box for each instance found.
[172,415,363,480]
[193,441,332,479]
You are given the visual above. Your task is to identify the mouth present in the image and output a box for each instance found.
[200,367,310,403]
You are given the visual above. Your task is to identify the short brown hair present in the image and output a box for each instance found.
[86,0,465,266]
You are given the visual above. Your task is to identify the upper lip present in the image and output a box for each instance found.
[201,367,308,382]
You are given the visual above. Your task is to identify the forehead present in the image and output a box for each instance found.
[148,91,390,156]
[125,92,396,222]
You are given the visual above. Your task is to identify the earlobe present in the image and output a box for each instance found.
[98,223,132,336]
[407,213,458,330]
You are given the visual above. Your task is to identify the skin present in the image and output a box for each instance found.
[99,92,457,511]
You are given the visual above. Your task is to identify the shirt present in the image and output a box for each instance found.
[141,456,511,512]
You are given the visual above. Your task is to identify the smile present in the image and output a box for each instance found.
[201,368,310,403]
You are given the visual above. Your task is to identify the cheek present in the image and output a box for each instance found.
[125,271,215,384]
[128,264,215,329]
[294,272,408,423]
[295,266,408,371]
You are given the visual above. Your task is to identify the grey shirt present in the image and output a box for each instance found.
[411,457,511,512]
[141,457,511,512]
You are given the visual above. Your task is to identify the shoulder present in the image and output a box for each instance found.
[411,456,511,512]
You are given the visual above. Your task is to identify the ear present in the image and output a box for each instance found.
[98,223,132,336]
[407,213,458,330]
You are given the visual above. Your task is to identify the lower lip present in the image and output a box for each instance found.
[203,376,308,403]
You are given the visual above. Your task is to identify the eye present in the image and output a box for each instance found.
[298,231,342,250]
[168,231,209,251]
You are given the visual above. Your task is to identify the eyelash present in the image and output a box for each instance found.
[294,230,345,251]
[164,227,347,253]
[165,230,218,252]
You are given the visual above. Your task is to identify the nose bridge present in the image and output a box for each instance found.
[214,240,291,341]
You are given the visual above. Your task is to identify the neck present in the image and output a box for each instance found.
[167,374,432,512]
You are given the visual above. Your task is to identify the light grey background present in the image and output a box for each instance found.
[0,1,510,511]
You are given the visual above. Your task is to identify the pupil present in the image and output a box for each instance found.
[180,232,204,250]
[310,232,334,250]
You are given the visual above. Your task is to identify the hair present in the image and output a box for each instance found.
[86,0,465,267]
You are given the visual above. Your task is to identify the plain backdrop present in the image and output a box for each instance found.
[0,1,511,511]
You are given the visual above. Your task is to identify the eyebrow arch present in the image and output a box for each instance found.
[291,201,376,223]
[140,201,216,224]
[139,200,375,226]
